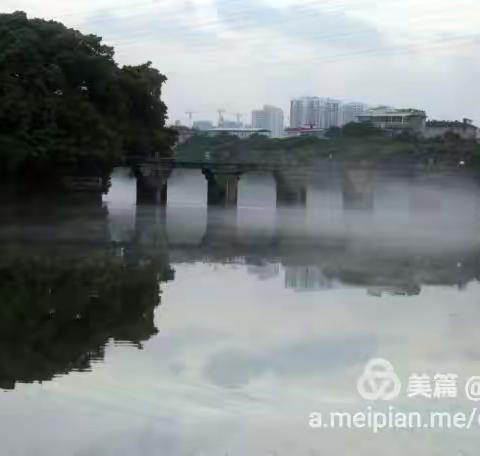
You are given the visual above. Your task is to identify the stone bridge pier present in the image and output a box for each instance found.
[202,166,242,207]
[273,170,308,206]
[200,166,242,245]
[135,162,173,205]
[135,161,312,210]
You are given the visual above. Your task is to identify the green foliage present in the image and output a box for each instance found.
[325,126,342,138]
[176,132,330,164]
[0,12,175,184]
[340,121,384,137]
[176,128,480,168]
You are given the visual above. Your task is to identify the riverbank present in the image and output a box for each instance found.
[175,132,480,169]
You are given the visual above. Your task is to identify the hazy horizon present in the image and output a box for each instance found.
[3,0,479,126]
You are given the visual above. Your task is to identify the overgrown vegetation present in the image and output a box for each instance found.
[176,122,480,168]
[0,11,176,185]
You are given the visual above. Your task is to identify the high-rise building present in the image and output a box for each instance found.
[290,97,342,129]
[252,109,266,129]
[342,102,368,125]
[323,98,342,128]
[290,97,321,128]
[252,105,284,137]
[289,98,304,128]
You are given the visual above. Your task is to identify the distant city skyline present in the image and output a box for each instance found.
[11,0,478,127]
[173,97,401,128]
[182,97,434,131]
[173,95,477,129]
[185,103,477,140]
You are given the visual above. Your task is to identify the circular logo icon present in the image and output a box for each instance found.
[357,358,402,401]
[465,377,480,401]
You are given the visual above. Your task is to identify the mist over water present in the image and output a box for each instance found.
[105,167,480,252]
[1,166,480,455]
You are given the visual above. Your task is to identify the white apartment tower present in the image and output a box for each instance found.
[290,97,321,128]
[290,97,342,129]
[323,99,341,128]
[342,102,368,125]
[252,105,284,137]
[252,110,266,130]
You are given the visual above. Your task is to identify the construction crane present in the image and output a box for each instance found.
[217,109,225,128]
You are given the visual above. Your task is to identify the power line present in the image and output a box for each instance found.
[113,32,478,71]
[111,20,478,63]
[65,0,385,38]
[51,0,479,70]
[79,2,470,57]
[57,0,348,27]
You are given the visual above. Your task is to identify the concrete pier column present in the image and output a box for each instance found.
[273,171,307,207]
[202,167,241,207]
[135,162,173,206]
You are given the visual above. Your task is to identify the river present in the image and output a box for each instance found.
[0,167,479,455]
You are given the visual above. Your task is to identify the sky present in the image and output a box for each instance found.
[4,0,480,126]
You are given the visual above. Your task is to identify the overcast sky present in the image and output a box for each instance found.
[4,0,480,126]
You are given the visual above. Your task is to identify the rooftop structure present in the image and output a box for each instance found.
[284,126,326,138]
[357,108,427,134]
[192,120,214,131]
[205,128,271,139]
[424,118,478,140]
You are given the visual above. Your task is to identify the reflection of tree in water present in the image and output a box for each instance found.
[0,246,174,390]
[277,244,480,295]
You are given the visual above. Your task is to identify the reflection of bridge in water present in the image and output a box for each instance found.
[2,166,478,390]
[130,204,480,297]
[124,163,480,296]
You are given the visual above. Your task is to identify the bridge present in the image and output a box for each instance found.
[131,157,382,209]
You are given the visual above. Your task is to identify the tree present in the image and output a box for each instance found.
[0,11,176,184]
[325,126,342,138]
[341,121,383,137]
[119,62,178,160]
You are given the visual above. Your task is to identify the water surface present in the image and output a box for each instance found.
[1,167,480,455]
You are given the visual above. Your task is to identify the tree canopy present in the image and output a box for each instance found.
[176,126,480,168]
[326,121,384,138]
[0,11,176,183]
